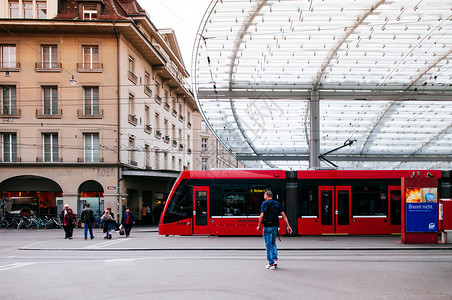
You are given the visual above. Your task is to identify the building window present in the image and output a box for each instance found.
[144,144,150,168]
[187,135,190,150]
[201,138,208,152]
[2,133,17,162]
[179,158,182,171]
[144,72,152,97]
[155,113,160,131]
[84,87,99,115]
[172,156,175,170]
[82,45,99,69]
[83,4,98,20]
[1,45,16,68]
[9,1,19,18]
[43,133,58,162]
[128,94,136,125]
[144,105,151,132]
[164,119,168,138]
[202,158,208,170]
[201,121,207,133]
[154,151,160,169]
[1,86,17,115]
[41,45,58,69]
[84,133,99,162]
[23,1,33,18]
[128,136,136,165]
[42,86,58,115]
[128,56,137,83]
[172,124,176,141]
[164,153,168,169]
[37,1,46,19]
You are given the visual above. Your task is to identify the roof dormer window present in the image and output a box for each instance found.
[83,4,98,20]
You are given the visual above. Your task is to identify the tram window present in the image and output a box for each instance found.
[353,186,387,216]
[247,187,266,216]
[162,184,192,224]
[299,187,317,217]
[223,189,246,216]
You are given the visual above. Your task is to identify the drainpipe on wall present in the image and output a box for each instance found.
[113,21,121,222]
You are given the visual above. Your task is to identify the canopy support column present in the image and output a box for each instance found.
[309,89,320,169]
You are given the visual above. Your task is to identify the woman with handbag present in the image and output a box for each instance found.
[63,208,77,239]
[101,209,114,239]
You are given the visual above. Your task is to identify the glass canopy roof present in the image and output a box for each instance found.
[192,0,452,170]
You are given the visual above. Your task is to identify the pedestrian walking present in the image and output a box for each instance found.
[121,207,136,237]
[80,203,95,240]
[256,190,292,270]
[60,204,69,239]
[63,208,77,239]
[101,209,114,239]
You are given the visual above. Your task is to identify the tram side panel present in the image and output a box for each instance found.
[297,177,408,235]
[160,177,288,236]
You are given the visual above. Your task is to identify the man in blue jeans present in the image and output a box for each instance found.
[257,190,292,270]
[80,203,95,240]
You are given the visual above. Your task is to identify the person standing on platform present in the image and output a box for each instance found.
[141,203,147,224]
[121,207,136,237]
[81,203,95,240]
[60,204,69,239]
[257,190,292,270]
[63,208,77,239]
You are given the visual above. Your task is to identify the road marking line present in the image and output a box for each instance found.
[22,241,46,249]
[0,262,34,272]
[84,239,128,249]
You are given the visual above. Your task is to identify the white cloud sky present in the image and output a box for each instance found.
[139,0,212,72]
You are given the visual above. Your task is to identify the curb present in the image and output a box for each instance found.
[19,246,452,251]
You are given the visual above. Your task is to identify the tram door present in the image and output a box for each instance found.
[388,186,401,234]
[319,186,352,234]
[193,186,210,235]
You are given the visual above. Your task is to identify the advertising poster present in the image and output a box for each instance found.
[405,187,438,232]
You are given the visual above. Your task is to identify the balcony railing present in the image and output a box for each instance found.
[77,109,103,119]
[128,114,138,126]
[36,108,62,119]
[128,70,138,84]
[77,157,104,163]
[144,124,152,134]
[1,157,21,163]
[0,62,20,71]
[0,109,21,118]
[144,85,152,97]
[35,62,62,72]
[36,157,63,162]
[77,62,103,72]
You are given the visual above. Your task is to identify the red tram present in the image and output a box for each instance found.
[158,169,447,236]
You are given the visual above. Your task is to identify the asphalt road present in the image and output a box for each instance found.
[0,230,451,299]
